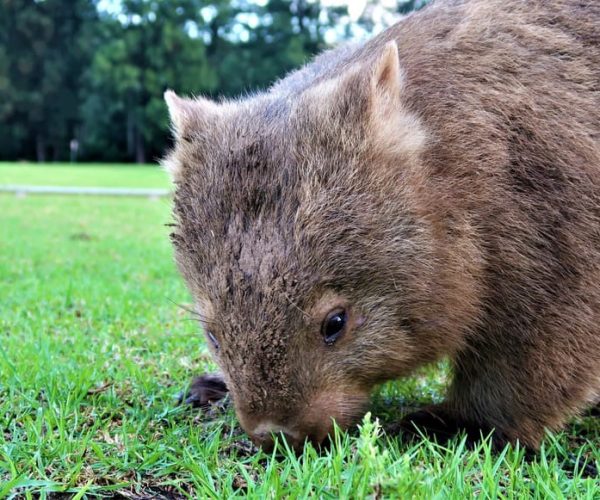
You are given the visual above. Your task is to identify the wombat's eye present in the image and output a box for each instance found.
[206,330,220,350]
[322,309,347,345]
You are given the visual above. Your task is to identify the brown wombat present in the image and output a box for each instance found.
[163,0,600,451]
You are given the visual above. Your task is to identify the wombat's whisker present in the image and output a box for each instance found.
[282,293,311,320]
[167,298,223,330]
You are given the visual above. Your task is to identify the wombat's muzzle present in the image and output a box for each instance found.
[238,390,369,451]
[248,421,329,452]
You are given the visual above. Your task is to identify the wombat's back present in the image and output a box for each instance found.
[391,0,600,440]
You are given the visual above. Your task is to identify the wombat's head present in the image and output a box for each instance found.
[164,42,439,450]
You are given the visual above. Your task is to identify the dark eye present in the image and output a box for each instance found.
[206,330,219,350]
[322,309,347,345]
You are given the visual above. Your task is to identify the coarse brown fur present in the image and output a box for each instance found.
[163,0,600,450]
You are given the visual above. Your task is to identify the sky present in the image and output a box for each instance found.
[96,0,403,45]
[96,0,400,23]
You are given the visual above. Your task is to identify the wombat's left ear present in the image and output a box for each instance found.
[370,41,403,104]
[367,41,426,157]
[303,41,404,126]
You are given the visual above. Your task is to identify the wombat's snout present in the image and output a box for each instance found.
[240,391,369,451]
[247,421,328,452]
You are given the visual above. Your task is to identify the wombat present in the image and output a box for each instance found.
[163,0,600,451]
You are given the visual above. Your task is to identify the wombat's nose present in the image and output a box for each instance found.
[249,422,308,451]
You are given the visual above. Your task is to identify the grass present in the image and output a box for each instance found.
[1,164,599,498]
[0,162,169,188]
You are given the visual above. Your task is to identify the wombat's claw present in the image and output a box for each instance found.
[586,405,600,417]
[395,406,458,442]
[562,452,598,479]
[392,405,509,450]
[177,373,228,407]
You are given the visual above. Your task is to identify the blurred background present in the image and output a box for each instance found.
[0,0,429,165]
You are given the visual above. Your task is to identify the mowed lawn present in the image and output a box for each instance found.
[1,164,599,498]
[0,162,169,188]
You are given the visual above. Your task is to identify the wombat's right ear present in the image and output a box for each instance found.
[163,90,219,180]
[164,90,217,139]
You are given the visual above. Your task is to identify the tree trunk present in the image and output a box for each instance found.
[135,127,145,164]
[126,109,135,158]
[36,133,46,163]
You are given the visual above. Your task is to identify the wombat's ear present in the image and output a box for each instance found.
[163,90,218,180]
[370,41,403,104]
[164,90,217,139]
[301,41,425,157]
[303,41,404,125]
[368,41,426,158]
[367,40,408,127]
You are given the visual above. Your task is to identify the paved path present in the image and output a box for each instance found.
[0,185,171,199]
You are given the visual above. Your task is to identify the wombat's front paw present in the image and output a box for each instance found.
[177,373,228,407]
[390,404,508,450]
[392,404,460,442]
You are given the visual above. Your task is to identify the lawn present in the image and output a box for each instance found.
[1,164,599,498]
[0,162,169,188]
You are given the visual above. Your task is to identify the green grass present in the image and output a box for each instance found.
[0,162,169,188]
[1,164,599,498]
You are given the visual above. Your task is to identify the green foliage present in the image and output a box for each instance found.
[0,0,437,163]
[1,164,599,496]
[0,0,353,164]
[81,0,220,163]
[0,0,97,162]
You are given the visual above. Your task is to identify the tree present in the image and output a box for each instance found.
[0,0,98,161]
[80,0,346,163]
[209,0,348,97]
[81,0,219,163]
[0,0,431,163]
